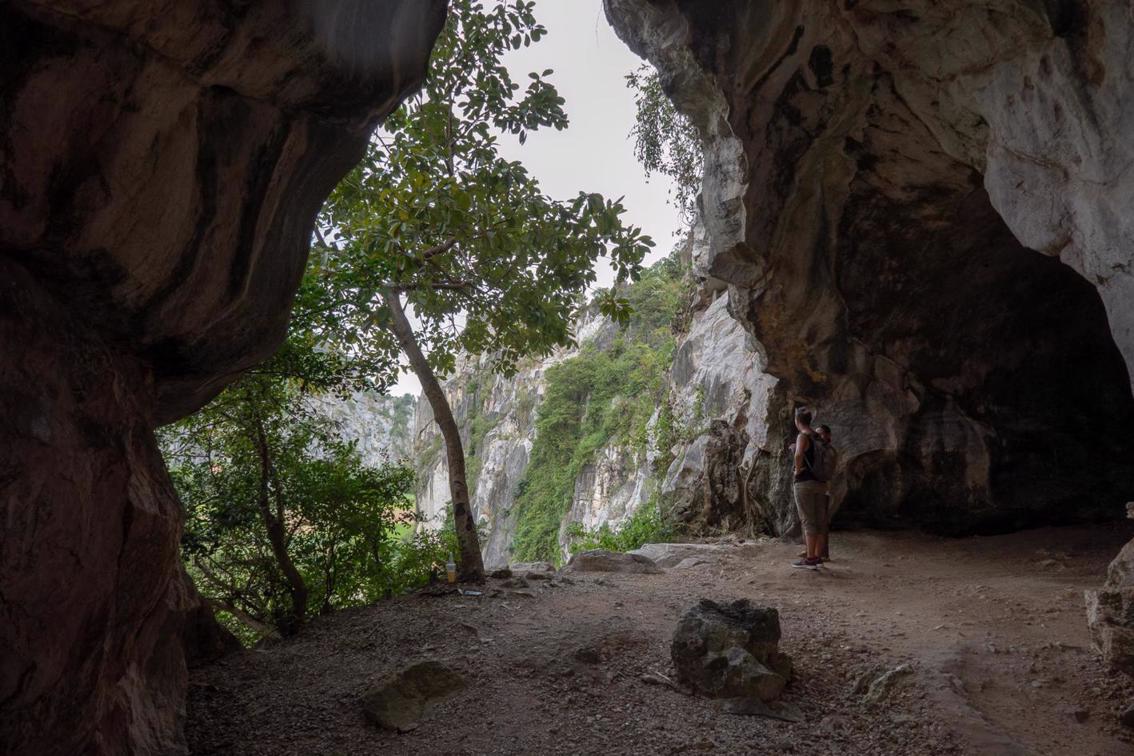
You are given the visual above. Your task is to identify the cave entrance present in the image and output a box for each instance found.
[834,179,1134,536]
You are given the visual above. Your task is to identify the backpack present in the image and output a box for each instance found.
[806,434,838,483]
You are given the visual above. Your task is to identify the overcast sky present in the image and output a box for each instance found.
[389,0,679,397]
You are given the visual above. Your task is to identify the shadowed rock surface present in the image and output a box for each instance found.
[604,0,1134,667]
[0,2,445,752]
[361,660,466,732]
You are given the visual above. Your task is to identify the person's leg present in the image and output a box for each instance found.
[793,484,818,566]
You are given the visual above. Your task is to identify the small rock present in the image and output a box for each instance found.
[361,661,465,732]
[574,646,602,664]
[562,550,663,575]
[489,568,513,579]
[510,561,556,573]
[853,663,914,704]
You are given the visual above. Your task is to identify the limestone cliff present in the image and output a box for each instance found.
[413,247,793,565]
[308,391,416,464]
[0,2,445,752]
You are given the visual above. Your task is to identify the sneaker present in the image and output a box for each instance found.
[791,558,819,570]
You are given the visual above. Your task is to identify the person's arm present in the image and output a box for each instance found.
[793,433,809,476]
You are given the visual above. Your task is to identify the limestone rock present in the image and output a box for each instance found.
[562,550,663,575]
[604,0,1134,536]
[511,561,556,574]
[671,599,792,702]
[853,664,916,705]
[1086,538,1134,676]
[362,661,466,732]
[0,2,445,752]
[629,541,760,569]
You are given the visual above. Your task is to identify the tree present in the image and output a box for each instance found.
[314,0,654,581]
[161,285,454,641]
[626,64,703,225]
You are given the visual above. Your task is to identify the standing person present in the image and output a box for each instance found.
[791,407,828,569]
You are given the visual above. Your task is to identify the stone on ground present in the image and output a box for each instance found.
[852,663,915,704]
[630,542,757,569]
[671,599,792,702]
[563,550,662,575]
[1086,537,1134,676]
[361,661,465,732]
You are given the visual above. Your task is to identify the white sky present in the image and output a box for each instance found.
[389,0,679,397]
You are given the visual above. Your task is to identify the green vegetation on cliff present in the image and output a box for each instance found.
[510,256,685,562]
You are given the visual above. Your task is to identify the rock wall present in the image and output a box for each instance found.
[414,310,610,567]
[308,391,416,464]
[0,2,445,752]
[604,0,1134,536]
[413,245,795,564]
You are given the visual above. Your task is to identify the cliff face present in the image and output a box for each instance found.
[413,247,795,565]
[414,310,611,567]
[604,0,1134,535]
[308,392,416,464]
[0,2,445,752]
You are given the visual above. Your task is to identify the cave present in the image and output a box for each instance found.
[3,0,1134,751]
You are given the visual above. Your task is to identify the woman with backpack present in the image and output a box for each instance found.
[790,407,835,570]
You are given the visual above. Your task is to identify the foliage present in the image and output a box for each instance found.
[162,363,454,643]
[627,64,703,225]
[565,495,674,554]
[311,0,654,381]
[509,259,685,563]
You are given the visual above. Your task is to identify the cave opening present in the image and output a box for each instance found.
[834,181,1134,536]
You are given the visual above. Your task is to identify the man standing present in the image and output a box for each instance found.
[791,407,828,569]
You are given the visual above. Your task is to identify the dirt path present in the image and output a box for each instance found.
[187,524,1134,755]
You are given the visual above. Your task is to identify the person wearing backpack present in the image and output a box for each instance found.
[791,407,835,570]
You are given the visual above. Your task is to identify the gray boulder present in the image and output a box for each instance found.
[1086,531,1134,677]
[361,661,465,732]
[562,550,662,575]
[671,599,792,702]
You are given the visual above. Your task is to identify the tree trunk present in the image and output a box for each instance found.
[251,412,309,633]
[383,290,485,581]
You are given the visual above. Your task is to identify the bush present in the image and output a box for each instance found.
[566,496,674,553]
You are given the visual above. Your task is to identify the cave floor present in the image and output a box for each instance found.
[186,524,1134,755]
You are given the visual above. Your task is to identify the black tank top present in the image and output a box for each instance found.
[794,433,816,482]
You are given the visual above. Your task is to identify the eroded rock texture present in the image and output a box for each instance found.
[605,0,1134,536]
[0,2,444,752]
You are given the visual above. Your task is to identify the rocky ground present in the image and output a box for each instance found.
[187,524,1134,755]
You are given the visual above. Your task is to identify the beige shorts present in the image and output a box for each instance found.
[794,481,829,536]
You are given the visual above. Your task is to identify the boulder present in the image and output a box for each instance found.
[562,550,663,575]
[511,561,557,574]
[671,599,793,702]
[361,661,466,732]
[1086,537,1134,676]
[630,542,759,569]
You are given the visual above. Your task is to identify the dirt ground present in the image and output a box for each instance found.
[187,524,1134,755]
